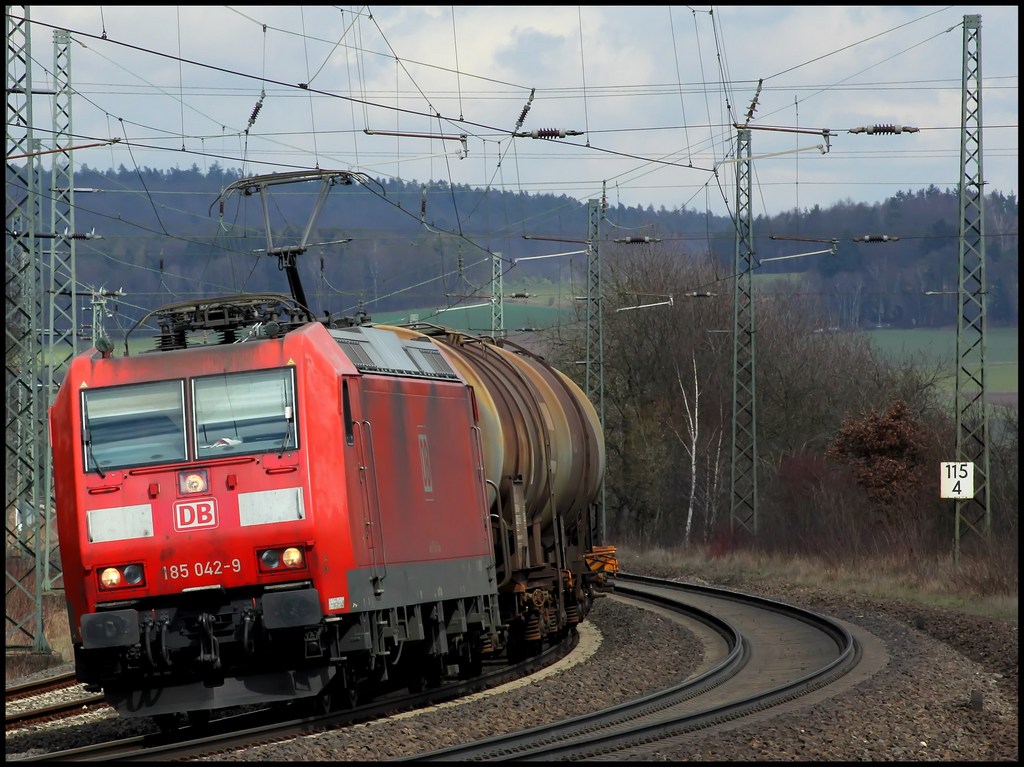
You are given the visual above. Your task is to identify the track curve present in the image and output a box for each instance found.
[402,572,864,761]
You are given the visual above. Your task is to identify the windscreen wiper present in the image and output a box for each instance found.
[83,428,106,478]
[278,405,294,458]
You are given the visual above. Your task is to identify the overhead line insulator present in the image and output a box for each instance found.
[247,99,264,130]
[514,128,584,139]
[515,88,536,131]
[614,236,660,244]
[849,124,919,135]
[744,78,763,124]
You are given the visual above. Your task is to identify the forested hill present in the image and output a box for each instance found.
[9,163,1019,331]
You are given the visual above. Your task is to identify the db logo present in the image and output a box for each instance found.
[173,499,219,531]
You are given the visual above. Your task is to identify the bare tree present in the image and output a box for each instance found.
[548,236,964,552]
[665,355,700,548]
[703,417,725,542]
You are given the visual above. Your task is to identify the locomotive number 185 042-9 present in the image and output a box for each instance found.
[162,559,243,580]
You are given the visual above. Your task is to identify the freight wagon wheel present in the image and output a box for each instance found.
[505,617,527,664]
[296,676,335,717]
[339,683,360,710]
[296,688,332,717]
[153,713,181,734]
[424,661,443,689]
[408,659,444,692]
[315,672,363,712]
[312,689,333,716]
[406,663,428,693]
[404,646,443,693]
[456,636,483,679]
[189,709,211,729]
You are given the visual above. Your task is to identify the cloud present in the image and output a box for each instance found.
[18,5,1019,216]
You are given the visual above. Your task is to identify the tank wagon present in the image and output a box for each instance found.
[49,293,617,727]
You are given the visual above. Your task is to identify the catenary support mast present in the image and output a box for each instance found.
[730,127,757,535]
[953,14,990,563]
[5,4,50,653]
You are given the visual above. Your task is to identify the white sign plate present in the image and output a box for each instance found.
[940,462,974,499]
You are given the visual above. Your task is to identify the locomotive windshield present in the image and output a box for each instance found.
[81,380,187,471]
[193,367,298,459]
[78,368,298,472]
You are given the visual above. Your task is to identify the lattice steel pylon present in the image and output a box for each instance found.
[490,251,504,338]
[953,14,990,564]
[730,127,757,535]
[583,198,605,544]
[6,4,51,653]
[41,26,78,590]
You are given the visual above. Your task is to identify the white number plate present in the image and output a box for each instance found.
[163,559,243,580]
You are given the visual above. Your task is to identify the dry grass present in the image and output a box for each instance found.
[619,544,1018,621]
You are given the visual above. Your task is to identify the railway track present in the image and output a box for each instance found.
[5,671,109,731]
[401,572,865,761]
[5,672,78,702]
[7,634,576,761]
[7,574,878,761]
[6,693,107,730]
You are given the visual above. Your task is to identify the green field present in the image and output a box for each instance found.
[68,315,1018,397]
[365,314,1018,396]
[861,326,1019,393]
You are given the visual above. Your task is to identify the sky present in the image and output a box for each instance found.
[14,5,1020,219]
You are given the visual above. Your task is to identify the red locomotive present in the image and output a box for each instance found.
[49,292,616,728]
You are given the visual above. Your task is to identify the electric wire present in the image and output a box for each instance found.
[11,7,1018,336]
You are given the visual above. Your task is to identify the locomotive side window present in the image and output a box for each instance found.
[81,380,187,471]
[342,380,354,446]
[193,367,298,459]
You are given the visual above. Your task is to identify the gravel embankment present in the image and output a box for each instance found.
[7,575,1017,761]
[634,573,1018,761]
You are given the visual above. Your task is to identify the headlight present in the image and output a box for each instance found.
[178,469,209,494]
[282,547,304,568]
[99,567,122,588]
[258,546,306,572]
[98,563,146,590]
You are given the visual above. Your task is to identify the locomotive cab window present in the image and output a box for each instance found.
[81,380,187,471]
[193,367,298,459]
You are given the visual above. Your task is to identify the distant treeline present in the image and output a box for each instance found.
[7,162,1018,332]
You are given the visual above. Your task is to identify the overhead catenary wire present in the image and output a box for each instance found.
[19,12,1011,218]
[12,7,1017,331]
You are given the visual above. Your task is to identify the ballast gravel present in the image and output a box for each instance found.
[6,573,1017,762]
